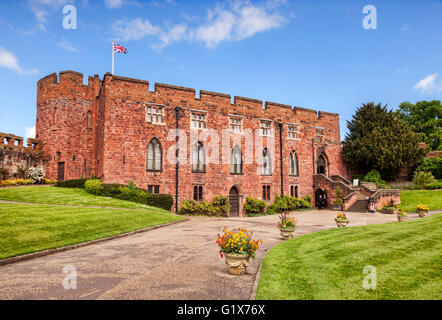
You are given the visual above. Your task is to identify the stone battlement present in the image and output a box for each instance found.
[37,71,339,122]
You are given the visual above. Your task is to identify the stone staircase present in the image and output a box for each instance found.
[346,200,369,213]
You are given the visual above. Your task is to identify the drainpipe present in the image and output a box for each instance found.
[278,122,284,196]
[175,107,180,213]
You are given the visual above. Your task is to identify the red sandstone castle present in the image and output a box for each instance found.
[35,70,363,215]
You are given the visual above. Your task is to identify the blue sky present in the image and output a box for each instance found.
[0,0,441,145]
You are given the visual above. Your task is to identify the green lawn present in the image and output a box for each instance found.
[400,190,442,212]
[0,186,155,209]
[0,186,184,260]
[256,213,442,300]
[0,203,183,260]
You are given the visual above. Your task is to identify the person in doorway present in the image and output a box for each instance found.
[370,201,375,213]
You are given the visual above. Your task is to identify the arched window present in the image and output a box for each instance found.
[53,107,57,128]
[261,147,272,175]
[192,142,205,172]
[147,138,162,171]
[231,145,242,174]
[289,151,299,176]
[87,111,92,128]
[317,154,326,175]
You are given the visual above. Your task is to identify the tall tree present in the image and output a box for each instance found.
[396,100,442,151]
[342,102,425,179]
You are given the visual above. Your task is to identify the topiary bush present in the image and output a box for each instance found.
[84,178,104,195]
[243,197,266,216]
[413,171,436,186]
[56,178,87,188]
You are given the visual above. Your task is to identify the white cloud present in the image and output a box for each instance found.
[413,73,442,94]
[25,126,36,140]
[400,24,409,31]
[57,39,80,52]
[112,0,290,49]
[104,0,124,8]
[0,47,39,75]
[28,0,71,30]
[113,18,161,41]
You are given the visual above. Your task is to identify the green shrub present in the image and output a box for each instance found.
[425,180,442,190]
[146,193,174,211]
[417,158,442,179]
[117,182,147,204]
[177,199,200,215]
[84,179,103,195]
[101,183,126,197]
[243,197,266,215]
[304,195,312,204]
[413,171,436,186]
[266,196,311,215]
[211,195,230,217]
[363,169,387,188]
[56,178,87,188]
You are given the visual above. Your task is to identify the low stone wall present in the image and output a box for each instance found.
[369,190,401,210]
[0,133,45,179]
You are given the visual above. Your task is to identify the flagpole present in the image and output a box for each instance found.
[112,41,114,75]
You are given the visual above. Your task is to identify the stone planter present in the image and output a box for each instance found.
[397,215,408,222]
[382,208,397,214]
[335,219,349,228]
[331,204,343,211]
[279,227,295,240]
[225,253,250,275]
[417,210,427,218]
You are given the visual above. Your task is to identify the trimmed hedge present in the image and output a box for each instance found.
[266,196,312,215]
[55,178,87,188]
[85,179,103,195]
[177,195,229,217]
[244,197,266,216]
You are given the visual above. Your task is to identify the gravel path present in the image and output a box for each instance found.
[0,210,436,300]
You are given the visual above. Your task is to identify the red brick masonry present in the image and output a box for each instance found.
[36,70,348,214]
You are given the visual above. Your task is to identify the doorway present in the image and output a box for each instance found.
[229,187,239,217]
[57,162,65,181]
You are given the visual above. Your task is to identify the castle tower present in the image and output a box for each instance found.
[36,70,100,180]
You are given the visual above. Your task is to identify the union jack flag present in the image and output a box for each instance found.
[113,42,127,54]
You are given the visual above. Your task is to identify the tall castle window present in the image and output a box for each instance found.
[229,118,242,133]
[315,128,324,144]
[260,121,271,136]
[147,138,162,171]
[191,112,206,129]
[231,145,242,174]
[261,147,272,175]
[289,151,299,176]
[53,107,57,129]
[194,186,203,201]
[192,142,206,172]
[87,111,92,128]
[146,106,164,124]
[287,125,298,139]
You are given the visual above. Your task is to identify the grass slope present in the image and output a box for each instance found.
[400,190,442,212]
[0,186,157,210]
[0,203,183,260]
[256,213,442,300]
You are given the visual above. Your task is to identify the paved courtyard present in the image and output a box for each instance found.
[0,210,429,300]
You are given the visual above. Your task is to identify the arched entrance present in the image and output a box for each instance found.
[315,188,327,209]
[229,186,239,217]
[317,154,327,175]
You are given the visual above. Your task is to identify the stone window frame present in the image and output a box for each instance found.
[315,127,325,144]
[190,109,207,130]
[148,185,160,194]
[193,185,203,201]
[230,144,243,175]
[86,110,92,129]
[290,185,299,198]
[147,137,162,171]
[261,147,272,176]
[259,119,272,137]
[145,103,165,125]
[262,185,271,201]
[289,150,299,176]
[229,115,243,134]
[287,123,299,140]
[192,141,206,173]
